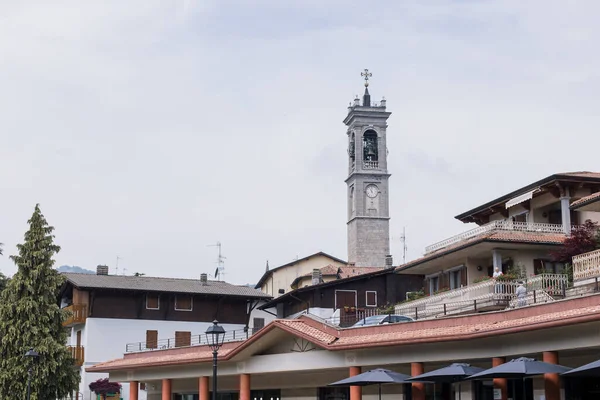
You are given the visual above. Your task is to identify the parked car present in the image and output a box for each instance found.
[352,314,414,327]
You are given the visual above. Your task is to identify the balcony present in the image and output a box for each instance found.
[363,161,379,170]
[62,304,87,327]
[425,221,566,254]
[395,274,568,320]
[573,249,600,283]
[68,346,85,367]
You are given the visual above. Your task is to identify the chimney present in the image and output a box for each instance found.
[385,255,393,269]
[96,265,109,275]
[311,268,321,285]
[200,273,208,285]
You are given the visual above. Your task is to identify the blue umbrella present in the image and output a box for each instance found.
[329,368,420,400]
[406,363,485,400]
[468,357,571,400]
[562,359,600,377]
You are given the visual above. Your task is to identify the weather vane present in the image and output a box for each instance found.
[361,68,372,87]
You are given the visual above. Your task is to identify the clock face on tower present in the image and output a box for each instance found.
[365,184,379,198]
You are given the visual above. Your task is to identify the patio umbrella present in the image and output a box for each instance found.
[328,368,417,400]
[562,359,600,377]
[468,357,571,400]
[406,363,485,400]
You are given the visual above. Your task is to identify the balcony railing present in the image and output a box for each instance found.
[68,346,85,367]
[125,328,257,353]
[395,274,567,320]
[425,221,566,254]
[363,161,379,169]
[62,304,87,327]
[573,249,600,281]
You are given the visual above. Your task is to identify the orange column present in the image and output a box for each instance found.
[129,381,139,400]
[162,379,172,400]
[199,376,210,400]
[492,357,508,400]
[240,374,251,400]
[349,366,362,400]
[543,351,560,400]
[411,362,425,400]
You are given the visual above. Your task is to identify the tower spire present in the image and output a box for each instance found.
[360,68,372,106]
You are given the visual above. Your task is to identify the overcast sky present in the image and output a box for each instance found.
[1,0,599,285]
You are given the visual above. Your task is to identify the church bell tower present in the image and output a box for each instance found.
[344,69,392,267]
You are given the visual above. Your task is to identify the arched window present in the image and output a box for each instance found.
[363,130,378,162]
[348,132,355,160]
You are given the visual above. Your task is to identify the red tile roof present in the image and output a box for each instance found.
[291,265,384,287]
[571,192,600,209]
[88,295,600,373]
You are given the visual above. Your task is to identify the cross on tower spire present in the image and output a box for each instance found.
[361,68,372,87]
[360,69,372,106]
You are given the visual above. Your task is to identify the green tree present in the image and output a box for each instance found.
[0,271,7,293]
[0,204,79,400]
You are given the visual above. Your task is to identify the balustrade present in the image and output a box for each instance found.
[363,161,379,169]
[573,249,600,281]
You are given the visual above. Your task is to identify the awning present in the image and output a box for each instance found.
[505,189,537,209]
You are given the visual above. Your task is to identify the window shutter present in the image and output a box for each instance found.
[146,294,159,309]
[461,268,468,287]
[175,331,191,347]
[533,259,544,275]
[175,295,192,310]
[146,330,158,349]
[366,292,377,307]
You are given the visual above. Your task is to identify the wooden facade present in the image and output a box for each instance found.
[268,270,424,318]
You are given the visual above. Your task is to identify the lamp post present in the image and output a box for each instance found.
[205,320,226,400]
[24,348,39,400]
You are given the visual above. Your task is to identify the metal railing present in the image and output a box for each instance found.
[325,307,382,326]
[62,304,87,327]
[425,221,566,254]
[573,249,600,281]
[125,328,257,353]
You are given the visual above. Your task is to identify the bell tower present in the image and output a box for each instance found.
[344,69,392,267]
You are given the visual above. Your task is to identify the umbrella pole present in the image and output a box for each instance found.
[378,383,381,400]
[458,382,461,400]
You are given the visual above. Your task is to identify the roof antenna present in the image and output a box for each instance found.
[208,242,226,281]
[115,256,123,275]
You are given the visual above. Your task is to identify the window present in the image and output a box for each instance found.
[335,290,357,309]
[534,259,566,274]
[365,291,377,307]
[146,293,160,310]
[146,330,158,349]
[449,270,462,290]
[253,317,265,334]
[363,130,378,161]
[512,212,528,223]
[175,331,191,347]
[175,294,193,311]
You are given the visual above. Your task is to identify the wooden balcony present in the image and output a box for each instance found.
[62,304,87,327]
[68,346,85,367]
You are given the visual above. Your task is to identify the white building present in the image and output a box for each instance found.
[61,267,273,400]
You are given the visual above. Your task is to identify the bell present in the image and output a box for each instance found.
[366,148,376,158]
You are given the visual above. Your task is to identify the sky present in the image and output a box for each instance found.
[1,0,600,285]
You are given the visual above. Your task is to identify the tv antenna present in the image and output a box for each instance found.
[208,242,226,281]
[115,256,123,275]
[400,227,407,264]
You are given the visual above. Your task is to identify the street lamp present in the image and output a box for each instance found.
[205,320,226,400]
[24,348,39,400]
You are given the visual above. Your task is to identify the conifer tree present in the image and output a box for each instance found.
[0,204,79,400]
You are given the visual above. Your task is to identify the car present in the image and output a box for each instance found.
[352,314,414,327]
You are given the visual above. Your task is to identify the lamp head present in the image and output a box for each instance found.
[205,320,226,352]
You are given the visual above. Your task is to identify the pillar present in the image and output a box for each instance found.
[349,366,362,400]
[560,196,571,234]
[543,351,560,400]
[240,374,251,400]
[199,376,210,400]
[411,362,425,400]
[162,379,172,400]
[492,357,507,400]
[492,250,502,272]
[129,381,139,400]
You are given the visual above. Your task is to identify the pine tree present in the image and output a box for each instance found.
[0,205,80,400]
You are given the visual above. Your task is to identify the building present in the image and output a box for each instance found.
[391,172,600,319]
[61,266,272,400]
[255,252,347,298]
[260,266,423,325]
[345,73,392,268]
[86,292,600,400]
